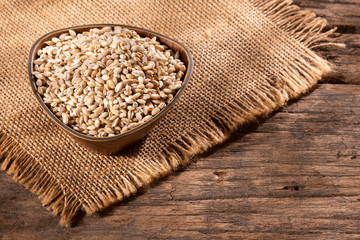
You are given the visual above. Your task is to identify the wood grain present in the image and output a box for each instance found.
[1,0,360,239]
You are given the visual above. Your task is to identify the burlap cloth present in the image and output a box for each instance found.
[0,0,337,226]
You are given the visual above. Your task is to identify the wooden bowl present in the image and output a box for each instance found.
[28,24,193,154]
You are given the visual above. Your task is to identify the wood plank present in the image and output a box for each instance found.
[294,0,360,84]
[295,0,360,28]
[1,84,360,239]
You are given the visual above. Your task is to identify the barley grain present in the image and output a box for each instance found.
[33,26,186,137]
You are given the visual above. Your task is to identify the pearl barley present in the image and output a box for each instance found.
[33,27,185,137]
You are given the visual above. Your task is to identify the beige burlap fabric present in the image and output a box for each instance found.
[0,0,336,226]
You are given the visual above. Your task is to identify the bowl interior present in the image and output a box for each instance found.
[29,24,193,141]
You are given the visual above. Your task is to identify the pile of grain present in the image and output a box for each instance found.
[33,27,186,137]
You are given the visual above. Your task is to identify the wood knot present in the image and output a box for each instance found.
[213,171,227,183]
[283,185,305,191]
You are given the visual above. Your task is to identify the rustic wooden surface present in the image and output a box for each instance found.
[1,0,360,239]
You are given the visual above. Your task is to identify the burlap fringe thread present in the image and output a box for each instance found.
[0,0,344,226]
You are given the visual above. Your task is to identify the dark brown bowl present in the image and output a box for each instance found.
[28,24,193,154]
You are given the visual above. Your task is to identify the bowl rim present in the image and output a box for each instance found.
[28,24,193,142]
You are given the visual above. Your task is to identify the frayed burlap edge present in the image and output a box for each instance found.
[0,0,344,227]
[0,132,82,226]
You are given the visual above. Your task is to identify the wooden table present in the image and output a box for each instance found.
[1,0,359,239]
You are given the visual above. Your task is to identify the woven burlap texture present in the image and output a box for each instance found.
[0,0,336,226]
